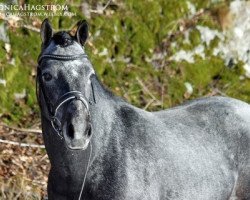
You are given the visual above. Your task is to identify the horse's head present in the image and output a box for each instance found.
[37,19,95,150]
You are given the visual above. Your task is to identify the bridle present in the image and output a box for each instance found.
[37,53,95,200]
[37,53,95,139]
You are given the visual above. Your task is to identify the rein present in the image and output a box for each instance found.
[78,142,92,200]
[37,53,95,199]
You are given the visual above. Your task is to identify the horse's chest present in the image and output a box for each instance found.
[83,161,127,199]
[84,157,161,200]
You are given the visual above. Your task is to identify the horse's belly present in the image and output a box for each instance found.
[124,173,235,200]
[123,153,236,200]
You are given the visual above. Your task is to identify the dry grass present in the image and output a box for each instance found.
[0,124,49,200]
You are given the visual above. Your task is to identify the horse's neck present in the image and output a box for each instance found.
[89,76,124,157]
[45,76,129,197]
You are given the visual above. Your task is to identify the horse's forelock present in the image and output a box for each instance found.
[52,31,74,47]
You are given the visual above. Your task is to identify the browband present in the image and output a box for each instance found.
[38,54,88,64]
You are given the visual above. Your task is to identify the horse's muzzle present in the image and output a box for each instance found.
[63,121,92,150]
[62,100,92,150]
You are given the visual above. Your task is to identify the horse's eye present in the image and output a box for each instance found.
[42,72,53,82]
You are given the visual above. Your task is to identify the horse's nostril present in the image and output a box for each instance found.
[87,125,92,137]
[67,123,74,139]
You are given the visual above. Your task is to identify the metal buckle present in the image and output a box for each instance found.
[51,116,63,139]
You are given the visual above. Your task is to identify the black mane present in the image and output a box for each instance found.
[52,31,74,47]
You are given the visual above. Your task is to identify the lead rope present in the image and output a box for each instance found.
[78,142,92,200]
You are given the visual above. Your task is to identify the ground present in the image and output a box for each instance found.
[0,123,49,199]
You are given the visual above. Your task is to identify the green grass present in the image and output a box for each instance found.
[0,0,249,124]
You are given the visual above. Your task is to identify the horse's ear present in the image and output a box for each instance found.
[40,18,53,45]
[75,20,88,46]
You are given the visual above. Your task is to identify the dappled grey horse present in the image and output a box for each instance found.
[37,19,250,200]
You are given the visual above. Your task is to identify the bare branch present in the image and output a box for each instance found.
[90,0,112,14]
[143,99,155,110]
[0,123,42,134]
[136,76,162,105]
[22,24,40,32]
[0,139,45,148]
[103,0,112,11]
[0,14,40,32]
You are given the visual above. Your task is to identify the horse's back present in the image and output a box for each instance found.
[155,96,250,145]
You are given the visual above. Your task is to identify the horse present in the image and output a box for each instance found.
[36,18,250,200]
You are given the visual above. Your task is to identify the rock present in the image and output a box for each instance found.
[0,22,9,43]
[14,89,26,100]
[0,79,6,87]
